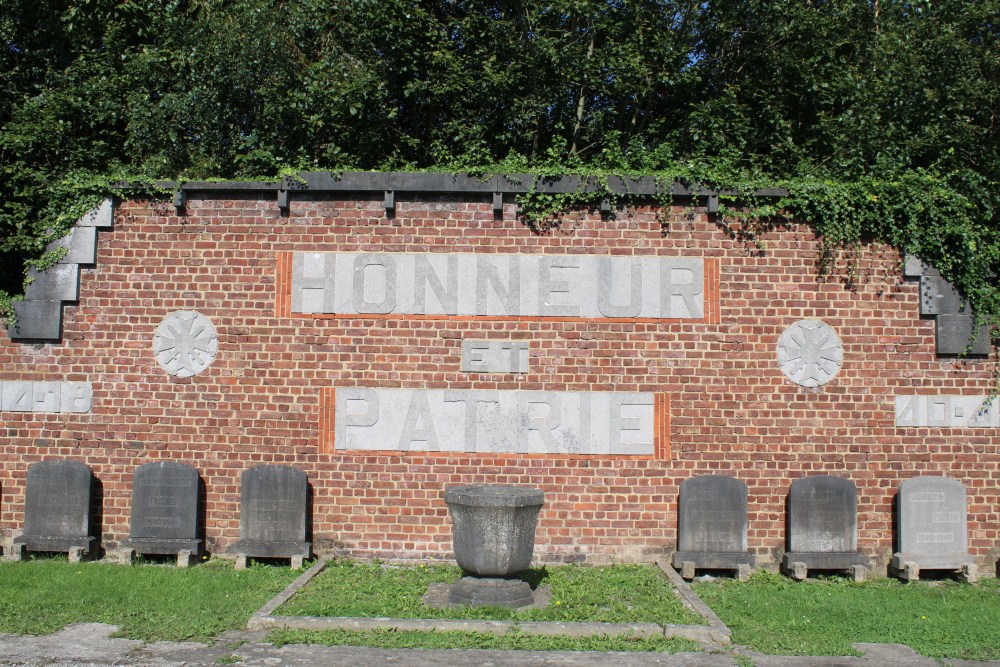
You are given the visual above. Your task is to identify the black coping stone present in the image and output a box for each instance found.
[920,275,968,316]
[8,301,62,341]
[783,476,866,572]
[123,462,202,555]
[13,460,97,554]
[48,227,98,265]
[673,475,755,570]
[25,265,80,302]
[936,314,992,356]
[229,465,310,559]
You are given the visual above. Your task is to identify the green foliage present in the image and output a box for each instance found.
[0,557,300,641]
[696,571,1000,660]
[278,560,704,625]
[0,0,997,340]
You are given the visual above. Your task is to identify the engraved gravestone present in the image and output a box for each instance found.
[673,476,755,581]
[11,460,96,561]
[229,465,311,569]
[781,476,866,581]
[891,476,976,581]
[122,462,202,566]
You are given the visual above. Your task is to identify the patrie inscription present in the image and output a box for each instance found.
[334,387,655,455]
[292,252,704,319]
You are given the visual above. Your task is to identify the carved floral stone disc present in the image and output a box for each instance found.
[153,311,219,377]
[777,319,843,387]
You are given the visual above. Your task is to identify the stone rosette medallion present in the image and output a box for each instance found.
[152,311,219,377]
[777,319,843,387]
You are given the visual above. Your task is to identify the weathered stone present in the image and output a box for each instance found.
[935,315,992,356]
[781,476,866,578]
[334,387,655,455]
[229,465,311,565]
[895,395,1000,428]
[25,265,80,302]
[920,275,968,316]
[445,485,544,576]
[891,476,975,578]
[448,577,535,609]
[777,320,843,387]
[445,484,544,609]
[13,460,97,557]
[48,227,98,265]
[291,252,705,319]
[672,476,754,577]
[460,340,530,373]
[9,301,62,341]
[152,311,219,377]
[122,462,203,559]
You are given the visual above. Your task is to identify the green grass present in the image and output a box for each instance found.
[277,560,704,626]
[695,572,1000,660]
[268,627,703,652]
[0,557,300,641]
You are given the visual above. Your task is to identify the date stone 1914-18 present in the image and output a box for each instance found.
[445,485,545,609]
[229,465,311,570]
[782,476,866,581]
[122,462,203,567]
[891,476,976,582]
[673,476,755,581]
[11,460,97,562]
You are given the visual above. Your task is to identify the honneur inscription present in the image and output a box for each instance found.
[292,252,704,319]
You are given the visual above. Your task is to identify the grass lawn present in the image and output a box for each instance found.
[0,557,300,641]
[268,627,703,652]
[695,571,1000,660]
[277,560,705,626]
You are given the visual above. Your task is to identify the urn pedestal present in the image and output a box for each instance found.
[444,484,545,608]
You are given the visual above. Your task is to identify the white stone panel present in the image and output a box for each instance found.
[334,388,655,455]
[291,252,704,319]
[895,395,1000,428]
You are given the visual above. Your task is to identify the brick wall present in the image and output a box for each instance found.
[1,192,997,571]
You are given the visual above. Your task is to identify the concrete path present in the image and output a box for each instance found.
[1,624,999,667]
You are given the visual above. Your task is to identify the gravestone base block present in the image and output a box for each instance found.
[113,548,135,565]
[68,547,84,563]
[6,543,26,562]
[851,564,867,582]
[962,563,978,583]
[673,551,755,580]
[177,550,192,568]
[122,538,203,558]
[230,541,311,569]
[13,535,96,559]
[291,555,305,570]
[891,552,976,581]
[782,551,867,580]
[448,577,535,609]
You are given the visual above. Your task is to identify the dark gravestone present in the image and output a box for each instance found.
[672,475,755,580]
[12,460,97,560]
[229,465,311,569]
[444,485,545,608]
[781,476,866,581]
[891,476,976,581]
[122,462,202,565]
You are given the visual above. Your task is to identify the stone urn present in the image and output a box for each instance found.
[444,484,545,608]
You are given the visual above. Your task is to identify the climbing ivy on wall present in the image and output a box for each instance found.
[1,0,997,342]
